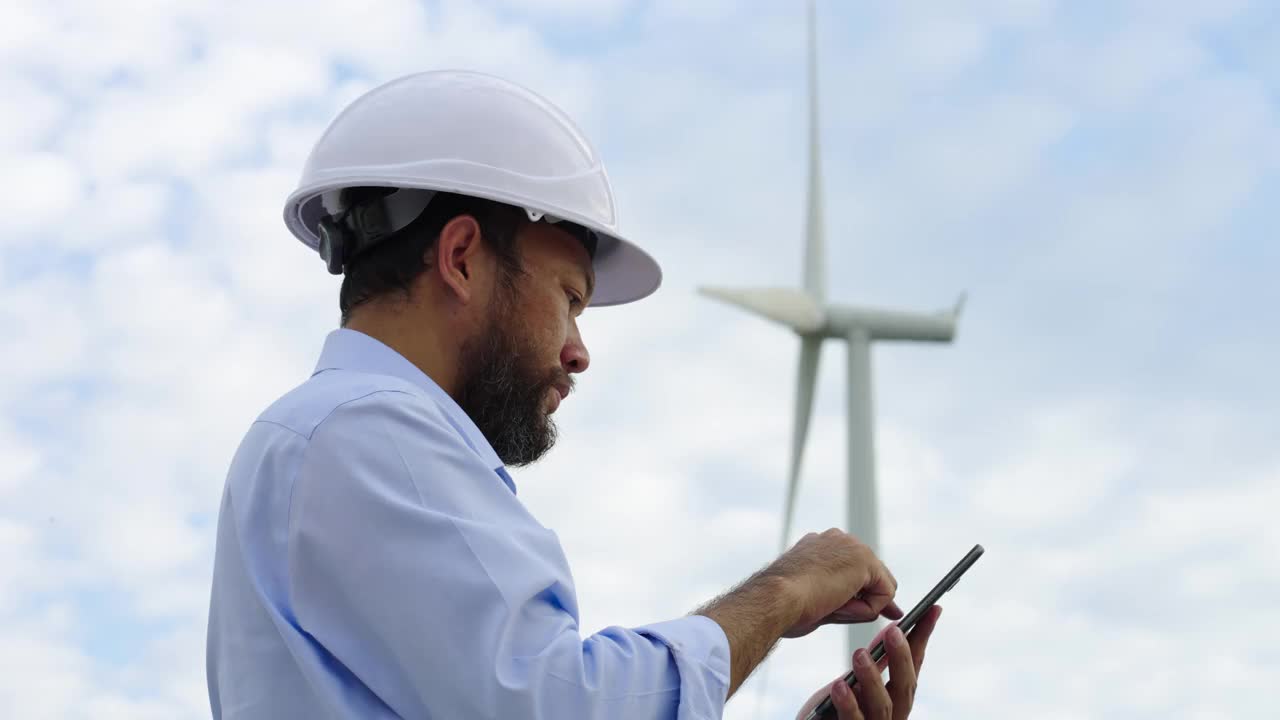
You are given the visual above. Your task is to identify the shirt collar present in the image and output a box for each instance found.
[312,328,513,490]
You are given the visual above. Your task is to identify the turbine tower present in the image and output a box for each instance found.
[698,0,965,658]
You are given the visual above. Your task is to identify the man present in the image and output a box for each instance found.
[207,70,941,720]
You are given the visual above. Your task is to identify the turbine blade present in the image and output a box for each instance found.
[781,335,822,552]
[803,0,826,303]
[697,286,824,333]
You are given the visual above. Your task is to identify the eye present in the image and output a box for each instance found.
[566,289,583,310]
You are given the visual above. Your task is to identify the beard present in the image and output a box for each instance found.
[454,282,568,468]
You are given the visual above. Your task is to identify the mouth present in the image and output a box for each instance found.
[546,383,569,414]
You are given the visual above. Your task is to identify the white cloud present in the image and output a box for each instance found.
[482,0,636,25]
[0,73,65,150]
[647,0,738,25]
[0,152,83,235]
[66,45,325,181]
[972,403,1136,527]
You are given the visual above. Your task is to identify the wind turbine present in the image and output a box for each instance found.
[698,0,965,659]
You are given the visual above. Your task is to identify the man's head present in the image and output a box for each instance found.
[339,190,595,467]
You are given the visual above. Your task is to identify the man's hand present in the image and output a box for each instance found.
[696,528,902,697]
[768,529,904,638]
[794,605,941,720]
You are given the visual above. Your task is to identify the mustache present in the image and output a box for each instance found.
[554,372,575,395]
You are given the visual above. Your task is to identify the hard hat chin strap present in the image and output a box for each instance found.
[317,188,437,275]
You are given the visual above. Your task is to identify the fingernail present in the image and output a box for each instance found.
[834,679,850,697]
[855,648,870,666]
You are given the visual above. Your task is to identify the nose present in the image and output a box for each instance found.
[561,324,590,375]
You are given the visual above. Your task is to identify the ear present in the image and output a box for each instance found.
[432,214,485,304]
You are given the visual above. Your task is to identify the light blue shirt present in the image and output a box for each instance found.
[207,328,731,719]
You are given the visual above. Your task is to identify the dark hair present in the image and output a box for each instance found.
[338,191,527,326]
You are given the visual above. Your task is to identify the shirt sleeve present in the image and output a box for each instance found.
[287,392,730,720]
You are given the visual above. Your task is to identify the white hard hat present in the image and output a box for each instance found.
[283,70,661,306]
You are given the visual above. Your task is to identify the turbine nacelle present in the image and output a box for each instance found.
[822,293,966,342]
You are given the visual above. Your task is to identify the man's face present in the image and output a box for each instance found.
[454,223,594,467]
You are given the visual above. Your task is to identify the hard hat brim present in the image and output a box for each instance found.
[284,178,662,307]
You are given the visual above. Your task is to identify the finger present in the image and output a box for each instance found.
[830,678,864,720]
[885,564,899,593]
[826,592,889,623]
[834,598,878,622]
[880,600,904,620]
[867,624,892,651]
[852,648,891,720]
[825,595,900,626]
[906,605,942,672]
[864,625,894,673]
[854,546,897,591]
[865,562,898,604]
[837,584,897,622]
[883,626,917,720]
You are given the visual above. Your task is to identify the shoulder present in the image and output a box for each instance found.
[277,374,513,535]
[256,368,448,442]
[272,370,503,508]
[225,369,457,507]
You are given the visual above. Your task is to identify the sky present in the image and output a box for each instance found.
[1,0,1278,717]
